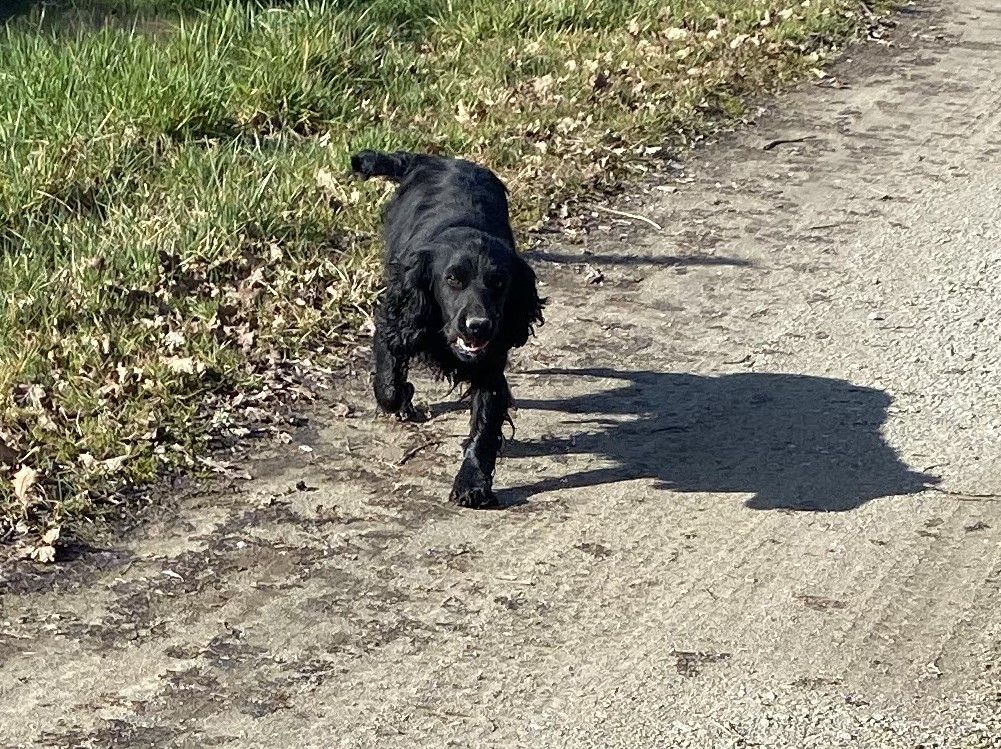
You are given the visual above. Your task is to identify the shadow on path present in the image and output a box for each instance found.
[507,368,937,511]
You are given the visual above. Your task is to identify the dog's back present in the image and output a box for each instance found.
[351,150,515,256]
[350,150,425,182]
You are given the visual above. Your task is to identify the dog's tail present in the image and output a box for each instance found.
[350,149,426,182]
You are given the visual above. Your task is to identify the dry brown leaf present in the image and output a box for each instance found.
[237,329,256,352]
[41,527,59,545]
[12,465,38,502]
[164,330,186,349]
[330,402,353,418]
[315,168,339,193]
[36,412,57,432]
[235,268,265,307]
[531,75,555,96]
[102,455,128,473]
[165,356,202,375]
[30,545,56,564]
[22,384,46,409]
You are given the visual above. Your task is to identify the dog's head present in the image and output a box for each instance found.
[398,236,544,362]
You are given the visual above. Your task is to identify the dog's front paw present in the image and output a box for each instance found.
[450,468,497,509]
[397,401,430,423]
[450,484,498,509]
[379,382,428,423]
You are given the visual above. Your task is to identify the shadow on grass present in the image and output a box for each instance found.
[505,367,937,511]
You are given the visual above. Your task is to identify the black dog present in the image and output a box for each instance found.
[351,150,544,508]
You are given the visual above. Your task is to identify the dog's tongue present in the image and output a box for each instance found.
[457,336,486,352]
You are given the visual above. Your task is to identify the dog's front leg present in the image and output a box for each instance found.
[450,374,509,508]
[373,325,423,422]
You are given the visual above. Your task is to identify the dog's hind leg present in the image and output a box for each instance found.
[373,326,424,422]
[450,373,510,508]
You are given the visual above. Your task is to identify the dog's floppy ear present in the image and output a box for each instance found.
[381,248,435,351]
[500,253,545,350]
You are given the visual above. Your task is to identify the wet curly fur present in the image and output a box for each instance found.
[352,149,544,507]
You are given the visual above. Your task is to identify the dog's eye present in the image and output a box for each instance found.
[445,274,463,289]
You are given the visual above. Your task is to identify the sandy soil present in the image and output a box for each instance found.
[2,1,1000,746]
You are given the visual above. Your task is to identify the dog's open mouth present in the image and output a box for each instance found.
[453,336,489,357]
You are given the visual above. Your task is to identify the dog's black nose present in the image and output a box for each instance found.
[464,316,493,339]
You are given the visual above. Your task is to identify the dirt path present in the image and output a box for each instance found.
[3,2,1001,747]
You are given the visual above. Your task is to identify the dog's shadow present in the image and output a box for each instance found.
[504,367,937,511]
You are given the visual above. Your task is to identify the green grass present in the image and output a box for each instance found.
[1,0,888,551]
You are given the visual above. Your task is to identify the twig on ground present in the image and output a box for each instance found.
[397,439,443,466]
[762,136,815,151]
[586,203,664,231]
[928,486,1001,501]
